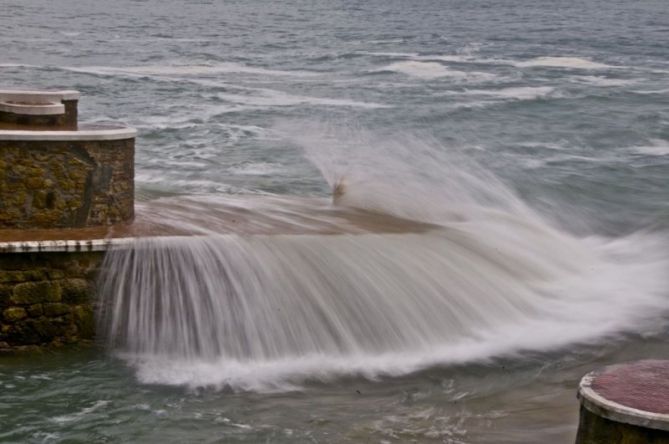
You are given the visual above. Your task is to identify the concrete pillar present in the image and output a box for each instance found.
[576,360,669,443]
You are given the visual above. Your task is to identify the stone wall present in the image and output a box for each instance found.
[0,251,104,351]
[0,138,134,229]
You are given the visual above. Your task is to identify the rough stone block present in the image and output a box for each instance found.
[47,270,66,280]
[27,304,43,317]
[0,138,134,229]
[19,317,67,343]
[61,278,91,304]
[11,281,62,305]
[0,269,47,283]
[0,284,12,305]
[3,306,27,322]
[72,304,94,339]
[43,303,70,317]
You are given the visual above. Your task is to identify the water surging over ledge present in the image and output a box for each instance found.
[98,127,669,391]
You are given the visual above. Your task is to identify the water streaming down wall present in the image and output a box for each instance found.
[98,127,669,390]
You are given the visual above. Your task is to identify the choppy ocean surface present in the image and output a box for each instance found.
[1,0,669,442]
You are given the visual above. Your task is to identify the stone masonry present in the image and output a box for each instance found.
[0,138,134,229]
[0,251,103,351]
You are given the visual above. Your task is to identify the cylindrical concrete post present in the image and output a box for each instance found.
[576,360,669,443]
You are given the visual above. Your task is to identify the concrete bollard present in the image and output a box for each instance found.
[576,360,669,443]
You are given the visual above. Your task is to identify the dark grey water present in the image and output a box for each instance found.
[1,0,669,442]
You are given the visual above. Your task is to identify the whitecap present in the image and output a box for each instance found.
[378,61,494,81]
[514,56,614,70]
[216,88,388,109]
[629,139,669,156]
[570,76,636,87]
[65,62,319,78]
[454,86,555,100]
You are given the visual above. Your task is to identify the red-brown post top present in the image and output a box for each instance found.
[590,360,669,415]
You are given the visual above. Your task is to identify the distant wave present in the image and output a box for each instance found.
[454,86,555,101]
[632,88,669,95]
[377,61,495,81]
[215,89,389,109]
[65,62,319,78]
[629,139,669,156]
[569,75,636,87]
[48,63,388,110]
[514,57,614,70]
[359,51,473,63]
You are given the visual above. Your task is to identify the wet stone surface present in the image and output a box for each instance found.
[0,252,102,351]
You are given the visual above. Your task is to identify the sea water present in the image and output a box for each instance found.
[1,0,668,442]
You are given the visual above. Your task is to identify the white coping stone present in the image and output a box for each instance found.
[0,101,65,116]
[0,237,140,253]
[0,126,137,141]
[578,371,669,432]
[0,90,80,102]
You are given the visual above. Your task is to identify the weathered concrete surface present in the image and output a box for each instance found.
[0,138,134,229]
[576,360,669,443]
[0,251,103,351]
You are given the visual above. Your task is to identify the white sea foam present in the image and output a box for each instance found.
[629,139,669,156]
[228,162,285,176]
[632,88,669,95]
[381,61,465,79]
[66,62,318,78]
[570,75,636,87]
[514,56,614,69]
[379,61,495,81]
[360,52,472,63]
[456,86,555,100]
[216,89,388,109]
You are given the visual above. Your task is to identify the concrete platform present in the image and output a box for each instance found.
[0,122,136,138]
[0,195,432,253]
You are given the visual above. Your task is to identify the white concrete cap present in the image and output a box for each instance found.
[0,101,65,116]
[0,237,139,253]
[0,126,137,141]
[0,90,80,103]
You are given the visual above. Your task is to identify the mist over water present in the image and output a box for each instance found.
[99,128,669,391]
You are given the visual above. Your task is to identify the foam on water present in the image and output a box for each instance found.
[215,89,388,109]
[570,75,636,87]
[629,138,669,156]
[379,61,469,79]
[514,56,614,69]
[65,62,319,78]
[99,126,669,391]
[50,401,110,425]
[453,86,555,101]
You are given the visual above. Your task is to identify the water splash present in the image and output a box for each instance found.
[98,126,669,391]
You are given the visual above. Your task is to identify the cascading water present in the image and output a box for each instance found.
[98,126,669,391]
